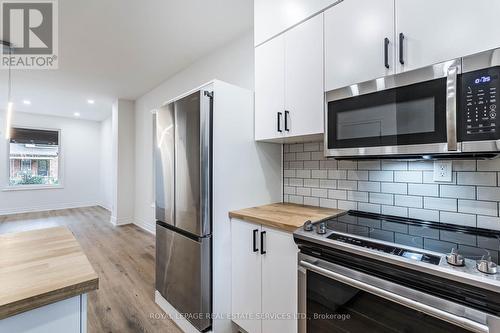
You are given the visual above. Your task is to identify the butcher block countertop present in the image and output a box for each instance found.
[229,203,345,232]
[0,227,99,319]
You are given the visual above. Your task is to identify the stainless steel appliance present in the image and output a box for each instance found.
[325,47,500,159]
[294,211,500,333]
[155,89,213,332]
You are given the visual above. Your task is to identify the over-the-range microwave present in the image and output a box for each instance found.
[325,47,500,159]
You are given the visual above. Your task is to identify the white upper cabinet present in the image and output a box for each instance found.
[254,0,337,46]
[324,0,395,91]
[285,13,324,138]
[255,35,285,141]
[255,14,324,141]
[396,0,500,73]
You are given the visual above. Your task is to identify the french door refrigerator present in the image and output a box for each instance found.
[155,89,212,332]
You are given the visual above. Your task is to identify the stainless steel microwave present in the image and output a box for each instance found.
[325,47,500,159]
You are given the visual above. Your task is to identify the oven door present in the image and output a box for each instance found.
[298,253,500,333]
[325,59,460,158]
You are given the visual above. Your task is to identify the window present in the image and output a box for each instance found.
[8,128,60,187]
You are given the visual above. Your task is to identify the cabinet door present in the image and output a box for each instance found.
[254,0,338,46]
[255,35,285,141]
[231,219,262,333]
[261,227,299,333]
[324,0,395,91]
[285,13,324,137]
[396,0,500,73]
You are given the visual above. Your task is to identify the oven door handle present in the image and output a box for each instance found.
[300,260,489,333]
[446,62,459,152]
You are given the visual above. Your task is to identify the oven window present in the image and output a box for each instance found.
[307,271,470,333]
[328,78,447,149]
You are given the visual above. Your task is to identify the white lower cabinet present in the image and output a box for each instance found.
[231,219,298,333]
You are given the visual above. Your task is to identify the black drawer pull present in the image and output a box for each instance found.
[285,110,290,131]
[399,32,405,65]
[384,37,390,69]
[252,229,259,252]
[277,112,283,132]
[260,231,266,255]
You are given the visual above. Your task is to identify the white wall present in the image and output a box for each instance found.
[99,115,113,211]
[0,111,102,215]
[134,32,254,232]
[112,99,135,225]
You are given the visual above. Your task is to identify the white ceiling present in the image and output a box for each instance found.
[0,0,253,121]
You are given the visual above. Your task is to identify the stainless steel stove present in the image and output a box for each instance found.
[294,210,500,333]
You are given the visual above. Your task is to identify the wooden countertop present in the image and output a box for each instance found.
[0,227,99,319]
[229,203,345,232]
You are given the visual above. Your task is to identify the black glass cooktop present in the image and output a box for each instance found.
[326,211,500,264]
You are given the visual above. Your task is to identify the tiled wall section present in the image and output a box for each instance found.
[283,141,500,231]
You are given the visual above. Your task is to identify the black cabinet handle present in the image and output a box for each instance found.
[399,32,405,65]
[252,229,259,252]
[260,231,266,255]
[384,37,390,69]
[284,110,290,132]
[277,112,283,132]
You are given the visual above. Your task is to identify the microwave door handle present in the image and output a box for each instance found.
[446,64,459,152]
[299,260,489,333]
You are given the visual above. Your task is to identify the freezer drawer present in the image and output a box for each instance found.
[156,222,212,332]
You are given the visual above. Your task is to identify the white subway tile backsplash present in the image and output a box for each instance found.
[477,187,500,201]
[394,195,423,208]
[311,188,328,198]
[408,184,438,197]
[382,205,408,217]
[457,172,497,186]
[329,189,347,200]
[369,171,393,182]
[458,200,498,216]
[338,160,357,170]
[328,170,347,179]
[348,191,369,202]
[382,182,407,194]
[358,160,381,170]
[296,169,311,178]
[477,215,500,231]
[304,197,319,206]
[358,202,381,213]
[348,170,369,181]
[408,208,440,222]
[439,185,476,199]
[338,180,358,191]
[382,161,408,170]
[424,197,457,212]
[394,171,422,183]
[439,212,476,227]
[283,142,500,231]
[358,181,381,192]
[369,193,393,205]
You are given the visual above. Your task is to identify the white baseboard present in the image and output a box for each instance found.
[97,203,112,212]
[155,290,210,333]
[134,216,155,234]
[0,202,99,216]
[110,216,134,226]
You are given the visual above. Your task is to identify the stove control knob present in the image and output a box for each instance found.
[446,248,465,267]
[477,255,498,274]
[303,220,313,232]
[316,222,327,235]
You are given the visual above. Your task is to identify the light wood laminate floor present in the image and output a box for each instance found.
[0,206,182,333]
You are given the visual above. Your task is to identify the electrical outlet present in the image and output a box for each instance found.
[433,161,453,182]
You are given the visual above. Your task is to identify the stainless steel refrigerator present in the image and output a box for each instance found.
[155,89,212,332]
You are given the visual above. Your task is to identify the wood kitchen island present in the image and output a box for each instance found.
[0,226,98,332]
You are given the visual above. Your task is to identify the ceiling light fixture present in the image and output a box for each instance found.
[74,112,81,117]
[23,100,31,105]
[2,40,13,140]
[87,99,95,105]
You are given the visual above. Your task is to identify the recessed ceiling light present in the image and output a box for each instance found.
[23,100,31,105]
[87,99,95,104]
[74,112,81,117]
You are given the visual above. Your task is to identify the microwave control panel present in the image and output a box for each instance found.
[460,67,500,140]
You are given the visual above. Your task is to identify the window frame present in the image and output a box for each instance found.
[4,125,64,191]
